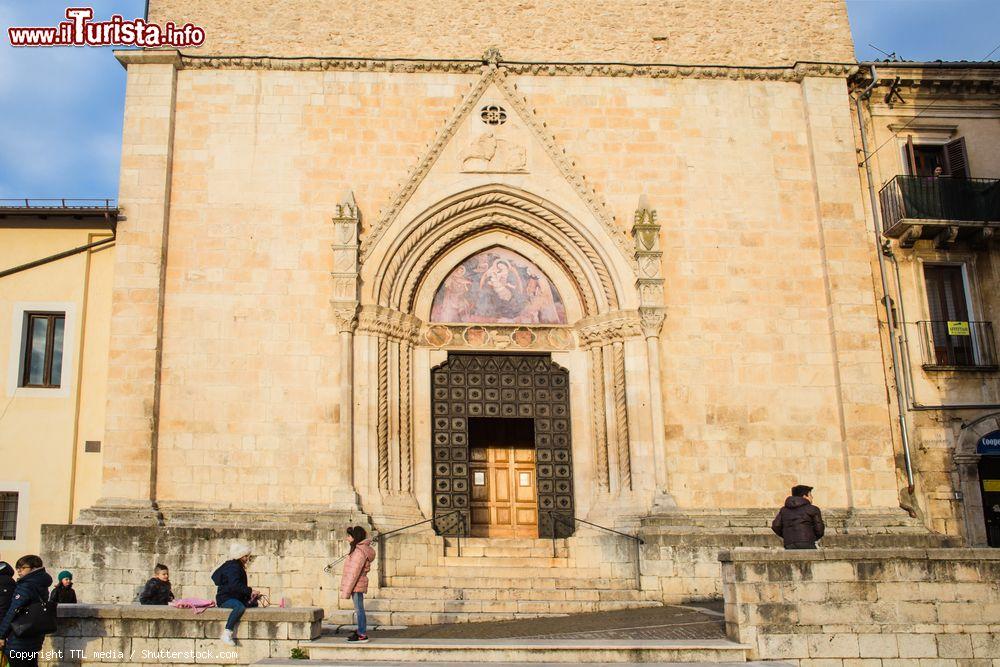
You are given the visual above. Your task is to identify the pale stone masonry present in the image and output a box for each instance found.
[721,548,1000,665]
[40,605,321,666]
[149,0,855,65]
[87,54,179,520]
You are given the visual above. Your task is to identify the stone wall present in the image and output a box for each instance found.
[39,604,320,666]
[640,510,959,602]
[41,522,360,610]
[123,61,900,515]
[149,0,855,65]
[721,548,1000,665]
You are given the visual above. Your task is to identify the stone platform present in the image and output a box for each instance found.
[38,604,322,666]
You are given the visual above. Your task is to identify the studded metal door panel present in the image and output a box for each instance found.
[432,353,574,538]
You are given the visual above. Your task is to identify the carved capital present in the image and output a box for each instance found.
[639,307,666,338]
[331,302,359,333]
[357,304,422,343]
[636,279,665,308]
[576,310,643,347]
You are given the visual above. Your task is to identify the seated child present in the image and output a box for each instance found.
[50,570,78,603]
[139,564,175,605]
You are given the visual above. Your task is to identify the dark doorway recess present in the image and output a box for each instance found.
[979,457,1000,547]
[431,353,574,538]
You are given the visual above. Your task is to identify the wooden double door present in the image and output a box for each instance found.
[469,418,538,538]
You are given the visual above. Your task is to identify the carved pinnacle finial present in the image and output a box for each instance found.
[482,46,502,67]
[335,190,359,220]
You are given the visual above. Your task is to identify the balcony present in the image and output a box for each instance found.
[916,320,998,371]
[879,175,1000,248]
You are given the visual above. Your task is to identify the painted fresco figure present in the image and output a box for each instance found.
[436,265,473,322]
[479,259,525,321]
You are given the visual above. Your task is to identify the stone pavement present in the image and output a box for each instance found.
[338,603,727,641]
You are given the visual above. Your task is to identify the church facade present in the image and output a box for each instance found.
[7,0,994,610]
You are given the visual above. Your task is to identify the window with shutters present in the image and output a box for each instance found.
[905,136,969,177]
[919,264,997,369]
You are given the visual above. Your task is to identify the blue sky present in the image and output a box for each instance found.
[0,1,998,199]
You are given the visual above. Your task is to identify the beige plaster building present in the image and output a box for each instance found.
[0,203,115,555]
[0,0,989,614]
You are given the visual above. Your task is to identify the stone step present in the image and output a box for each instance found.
[366,598,661,614]
[444,544,570,558]
[413,565,605,578]
[260,662,780,667]
[385,575,636,590]
[368,586,650,602]
[326,600,660,626]
[438,556,570,567]
[298,638,751,663]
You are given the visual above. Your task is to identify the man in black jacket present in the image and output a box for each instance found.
[771,484,825,549]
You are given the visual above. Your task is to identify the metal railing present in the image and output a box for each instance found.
[373,510,467,587]
[879,175,1000,231]
[0,198,116,209]
[544,511,645,591]
[915,320,998,370]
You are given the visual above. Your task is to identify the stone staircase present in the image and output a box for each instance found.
[327,536,660,627]
[277,638,754,663]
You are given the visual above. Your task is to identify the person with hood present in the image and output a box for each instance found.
[49,570,77,604]
[771,484,825,549]
[211,543,261,646]
[0,555,53,667]
[340,525,376,643]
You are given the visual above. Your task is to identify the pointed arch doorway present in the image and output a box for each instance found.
[432,353,574,539]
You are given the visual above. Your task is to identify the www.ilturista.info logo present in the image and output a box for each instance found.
[7,7,205,48]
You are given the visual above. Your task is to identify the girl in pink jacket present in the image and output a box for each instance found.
[340,525,376,643]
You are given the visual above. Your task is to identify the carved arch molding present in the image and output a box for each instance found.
[339,184,670,527]
[432,353,574,538]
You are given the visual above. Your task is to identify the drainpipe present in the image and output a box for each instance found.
[855,65,915,494]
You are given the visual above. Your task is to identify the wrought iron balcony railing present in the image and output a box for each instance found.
[915,320,998,371]
[879,175,1000,245]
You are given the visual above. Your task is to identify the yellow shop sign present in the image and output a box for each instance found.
[947,321,971,336]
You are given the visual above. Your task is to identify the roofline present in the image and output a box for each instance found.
[858,61,1000,70]
[0,203,119,230]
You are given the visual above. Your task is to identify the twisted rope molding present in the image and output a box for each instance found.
[377,336,390,491]
[493,73,631,263]
[612,341,631,491]
[399,340,412,494]
[377,190,619,313]
[361,68,498,262]
[590,346,609,490]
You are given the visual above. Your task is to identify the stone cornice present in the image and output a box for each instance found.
[851,66,1000,96]
[115,49,183,67]
[177,55,856,81]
